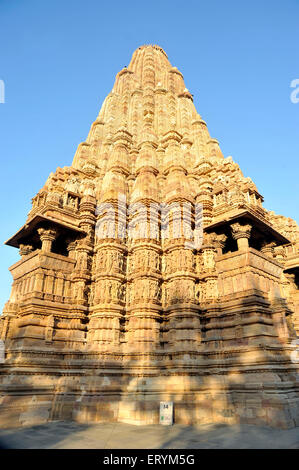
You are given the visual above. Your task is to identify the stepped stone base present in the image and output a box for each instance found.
[1,349,298,429]
[1,387,298,429]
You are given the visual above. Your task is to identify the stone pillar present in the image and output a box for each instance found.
[230,222,252,251]
[163,237,199,353]
[273,246,286,264]
[89,241,126,350]
[66,240,77,259]
[38,228,57,252]
[44,269,55,300]
[55,272,64,301]
[0,315,10,341]
[127,241,161,352]
[69,192,96,308]
[197,233,220,304]
[201,234,218,271]
[212,233,227,255]
[261,241,276,258]
[33,270,45,295]
[195,190,213,227]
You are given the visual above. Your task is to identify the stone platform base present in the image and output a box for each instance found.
[1,372,298,430]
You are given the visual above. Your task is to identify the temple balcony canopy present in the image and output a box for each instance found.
[204,209,290,253]
[5,213,86,254]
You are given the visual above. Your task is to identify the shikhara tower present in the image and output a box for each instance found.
[1,45,299,428]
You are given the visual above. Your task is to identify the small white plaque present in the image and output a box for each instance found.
[160,401,173,425]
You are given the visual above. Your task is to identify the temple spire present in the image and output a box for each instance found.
[72,45,218,171]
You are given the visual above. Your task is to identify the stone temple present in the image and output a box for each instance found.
[1,45,299,428]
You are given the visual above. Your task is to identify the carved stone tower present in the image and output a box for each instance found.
[1,45,299,428]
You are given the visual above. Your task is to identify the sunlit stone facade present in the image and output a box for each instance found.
[1,45,299,428]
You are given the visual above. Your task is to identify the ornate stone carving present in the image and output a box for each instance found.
[66,240,77,258]
[261,241,276,258]
[212,233,227,254]
[230,222,252,250]
[38,227,58,252]
[19,244,34,257]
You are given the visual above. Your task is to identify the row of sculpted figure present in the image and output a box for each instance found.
[93,248,205,275]
[127,279,161,303]
[163,249,195,274]
[126,250,217,276]
[94,279,125,304]
[161,279,219,305]
[96,249,125,272]
[128,250,160,273]
[87,277,218,307]
[92,246,219,276]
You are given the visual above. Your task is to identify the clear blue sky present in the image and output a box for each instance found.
[0,0,298,311]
